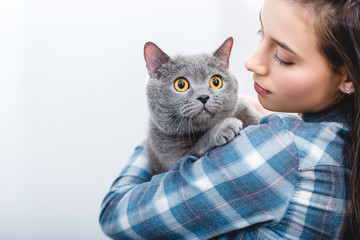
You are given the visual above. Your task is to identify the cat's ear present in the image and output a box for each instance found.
[144,42,170,76]
[213,37,233,69]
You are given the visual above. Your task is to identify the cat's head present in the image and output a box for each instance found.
[144,37,238,135]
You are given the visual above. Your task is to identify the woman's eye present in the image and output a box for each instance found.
[174,78,189,92]
[257,28,265,39]
[209,76,223,89]
[273,53,293,67]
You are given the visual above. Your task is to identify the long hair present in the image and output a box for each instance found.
[292,0,360,238]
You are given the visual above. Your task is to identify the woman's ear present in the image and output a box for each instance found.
[338,67,355,95]
[340,81,355,95]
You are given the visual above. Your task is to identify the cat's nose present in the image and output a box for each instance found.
[196,95,210,104]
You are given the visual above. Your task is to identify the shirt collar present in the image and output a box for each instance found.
[301,103,347,124]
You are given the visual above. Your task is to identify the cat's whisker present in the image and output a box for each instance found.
[179,117,189,142]
[161,111,181,127]
[190,118,197,147]
[177,117,186,132]
[169,118,180,130]
[188,118,193,146]
[171,116,183,133]
[180,104,199,117]
[165,113,179,125]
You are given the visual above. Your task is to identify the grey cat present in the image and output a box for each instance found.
[144,37,260,174]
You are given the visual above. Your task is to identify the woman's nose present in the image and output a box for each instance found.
[244,47,269,76]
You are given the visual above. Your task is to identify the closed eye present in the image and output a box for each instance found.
[273,53,294,67]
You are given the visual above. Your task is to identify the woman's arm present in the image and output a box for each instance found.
[99,115,299,239]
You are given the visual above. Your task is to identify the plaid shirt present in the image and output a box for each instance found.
[100,105,351,239]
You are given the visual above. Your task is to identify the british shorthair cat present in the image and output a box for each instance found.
[144,37,260,174]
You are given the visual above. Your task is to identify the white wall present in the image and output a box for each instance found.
[0,0,262,239]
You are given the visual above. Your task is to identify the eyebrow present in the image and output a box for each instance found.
[271,38,298,56]
[259,10,299,57]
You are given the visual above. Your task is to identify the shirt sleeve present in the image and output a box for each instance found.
[99,114,300,240]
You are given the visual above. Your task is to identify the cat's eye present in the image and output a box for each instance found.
[174,78,189,92]
[209,76,223,89]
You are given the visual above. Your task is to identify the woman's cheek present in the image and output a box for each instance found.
[274,76,311,98]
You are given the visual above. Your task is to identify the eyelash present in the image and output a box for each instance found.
[273,53,293,67]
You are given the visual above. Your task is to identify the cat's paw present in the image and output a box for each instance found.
[213,118,243,146]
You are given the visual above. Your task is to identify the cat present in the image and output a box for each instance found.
[144,37,261,174]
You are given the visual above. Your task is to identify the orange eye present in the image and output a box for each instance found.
[209,76,223,89]
[174,78,189,92]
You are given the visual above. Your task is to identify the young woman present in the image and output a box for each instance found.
[100,0,359,239]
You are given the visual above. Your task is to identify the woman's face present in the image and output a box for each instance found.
[245,0,347,113]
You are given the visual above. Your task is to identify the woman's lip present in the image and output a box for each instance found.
[254,82,271,95]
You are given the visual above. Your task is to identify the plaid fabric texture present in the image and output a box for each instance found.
[100,106,350,239]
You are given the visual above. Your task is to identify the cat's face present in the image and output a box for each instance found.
[145,38,238,135]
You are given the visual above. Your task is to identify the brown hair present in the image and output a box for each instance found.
[292,0,360,238]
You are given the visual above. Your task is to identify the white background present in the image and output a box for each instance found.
[0,0,262,239]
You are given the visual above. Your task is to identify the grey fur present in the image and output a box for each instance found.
[144,37,260,174]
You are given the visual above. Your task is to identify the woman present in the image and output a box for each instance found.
[100,0,359,238]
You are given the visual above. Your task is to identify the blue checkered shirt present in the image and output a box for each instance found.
[100,106,351,239]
